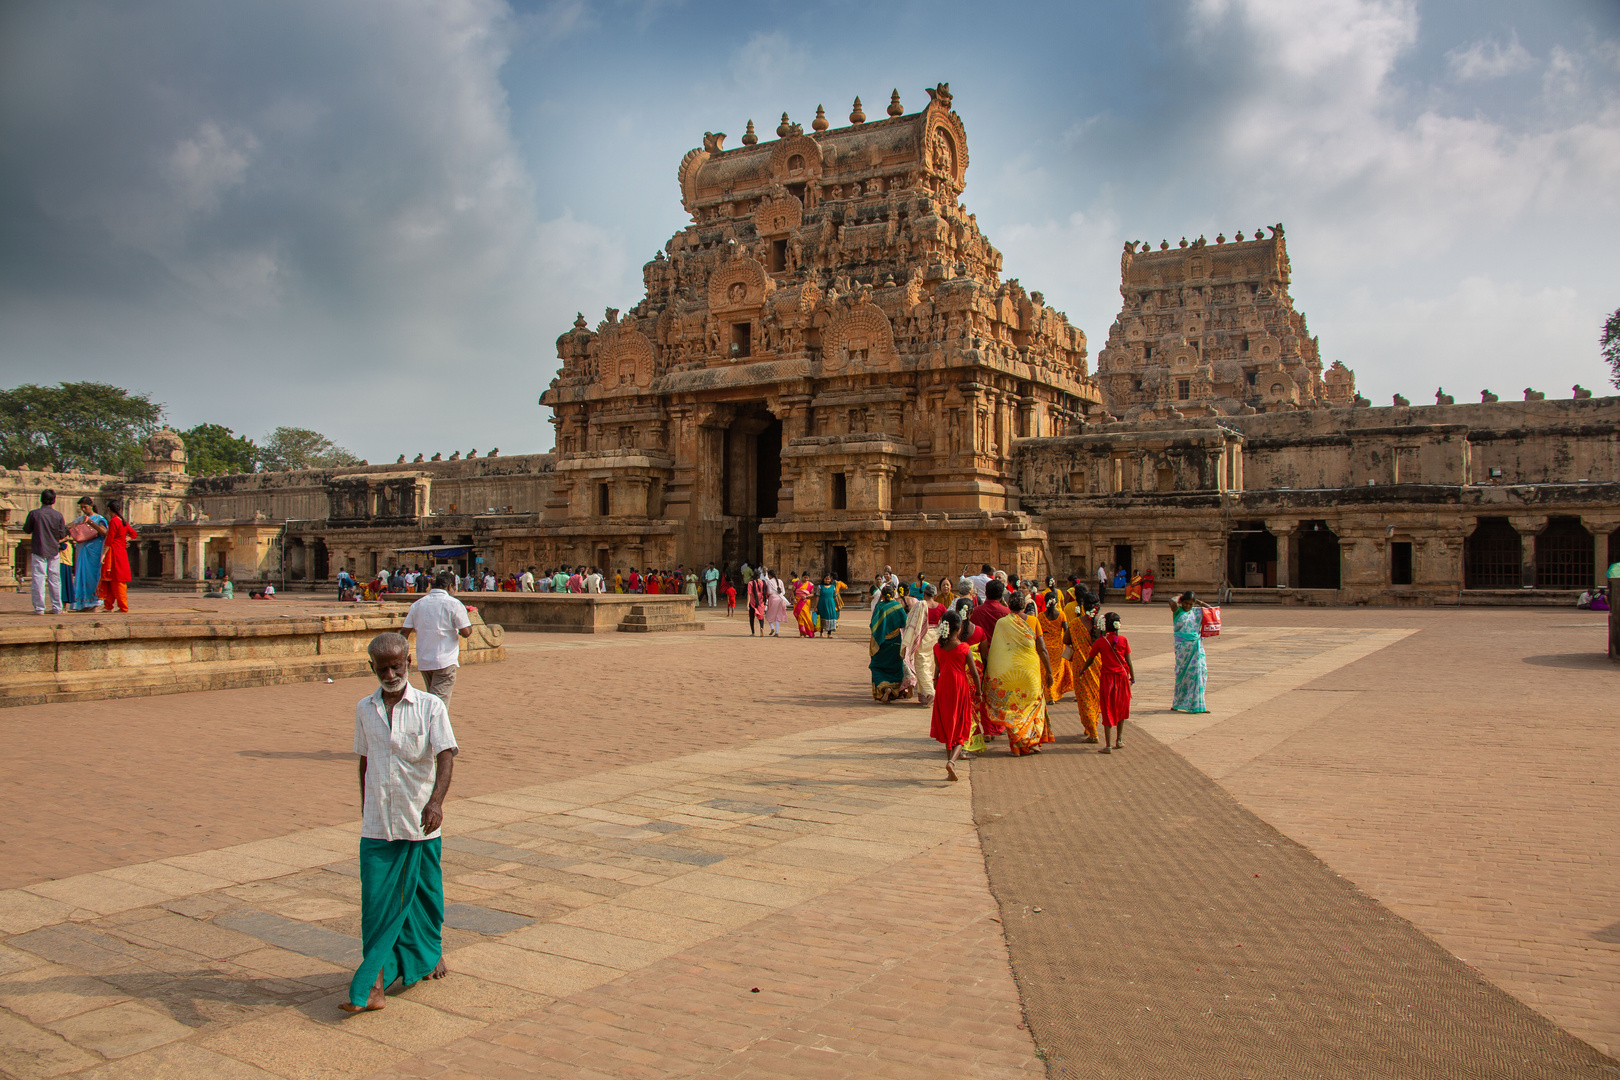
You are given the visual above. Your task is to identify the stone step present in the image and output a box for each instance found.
[617,620,706,633]
[617,605,705,633]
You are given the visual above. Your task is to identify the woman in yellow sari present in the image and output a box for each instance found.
[1036,593,1072,702]
[1063,587,1102,744]
[984,593,1054,756]
[793,574,817,637]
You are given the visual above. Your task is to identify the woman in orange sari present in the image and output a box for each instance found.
[984,591,1054,756]
[792,574,817,637]
[1063,587,1102,744]
[1037,593,1072,702]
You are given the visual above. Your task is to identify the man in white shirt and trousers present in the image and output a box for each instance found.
[342,632,457,1012]
[403,572,472,703]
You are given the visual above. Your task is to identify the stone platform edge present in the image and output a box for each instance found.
[0,611,504,707]
[388,592,700,634]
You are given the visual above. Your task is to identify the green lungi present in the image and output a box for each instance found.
[349,836,444,1007]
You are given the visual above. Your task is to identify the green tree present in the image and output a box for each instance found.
[258,426,360,471]
[1604,306,1620,389]
[181,423,258,476]
[0,382,165,474]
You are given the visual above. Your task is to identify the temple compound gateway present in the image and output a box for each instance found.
[1093,230,1358,419]
[534,85,1098,582]
[5,84,1617,605]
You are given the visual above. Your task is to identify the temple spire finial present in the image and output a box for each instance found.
[776,112,791,138]
[812,104,828,132]
[742,119,757,146]
[850,97,865,125]
[887,89,903,116]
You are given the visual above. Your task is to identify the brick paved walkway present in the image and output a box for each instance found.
[974,720,1613,1079]
[1128,608,1620,1060]
[0,603,1614,1077]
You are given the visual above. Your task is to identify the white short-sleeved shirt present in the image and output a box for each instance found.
[968,574,991,602]
[403,589,471,671]
[353,684,458,841]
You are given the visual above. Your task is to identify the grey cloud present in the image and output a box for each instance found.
[0,0,623,457]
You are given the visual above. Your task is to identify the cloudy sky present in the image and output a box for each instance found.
[2,0,1617,460]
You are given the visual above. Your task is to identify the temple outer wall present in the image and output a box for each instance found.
[1017,397,1620,603]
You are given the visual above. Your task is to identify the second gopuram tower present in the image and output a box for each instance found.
[538,83,1102,581]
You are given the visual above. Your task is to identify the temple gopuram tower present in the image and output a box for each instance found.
[540,84,1102,581]
[1093,227,1356,419]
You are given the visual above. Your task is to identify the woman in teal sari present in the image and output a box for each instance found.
[70,496,107,612]
[869,586,910,702]
[1169,590,1212,712]
[817,574,841,636]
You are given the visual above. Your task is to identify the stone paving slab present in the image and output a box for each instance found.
[0,709,1040,1078]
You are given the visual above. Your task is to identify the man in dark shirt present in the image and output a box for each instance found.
[23,489,68,615]
[969,579,1011,667]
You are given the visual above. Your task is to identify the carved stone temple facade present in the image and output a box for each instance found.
[534,84,1099,583]
[5,85,1616,604]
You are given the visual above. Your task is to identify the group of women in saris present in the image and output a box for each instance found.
[774,572,847,638]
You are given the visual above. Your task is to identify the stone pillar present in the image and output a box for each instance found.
[1265,518,1298,588]
[193,535,206,581]
[1508,515,1547,588]
[173,536,185,581]
[1582,516,1617,589]
[0,535,17,587]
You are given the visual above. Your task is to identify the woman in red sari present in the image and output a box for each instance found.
[98,498,136,612]
[929,609,981,782]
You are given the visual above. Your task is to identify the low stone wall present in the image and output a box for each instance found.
[0,610,505,706]
[412,593,697,633]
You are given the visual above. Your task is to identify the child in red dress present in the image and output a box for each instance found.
[723,581,737,616]
[1075,611,1135,754]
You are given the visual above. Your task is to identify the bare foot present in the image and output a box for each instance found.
[428,957,448,980]
[339,973,386,1012]
[946,761,959,782]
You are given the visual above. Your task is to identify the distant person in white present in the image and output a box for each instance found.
[402,572,472,704]
[965,563,993,603]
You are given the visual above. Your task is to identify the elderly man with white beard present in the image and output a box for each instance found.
[341,632,458,1012]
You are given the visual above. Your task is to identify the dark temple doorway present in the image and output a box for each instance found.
[722,405,783,568]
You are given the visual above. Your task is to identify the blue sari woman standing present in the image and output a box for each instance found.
[70,496,107,612]
[1169,590,1211,713]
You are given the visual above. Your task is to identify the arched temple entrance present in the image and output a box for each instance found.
[1294,520,1341,589]
[1465,518,1521,589]
[721,404,782,568]
[1534,517,1593,589]
[1227,522,1277,589]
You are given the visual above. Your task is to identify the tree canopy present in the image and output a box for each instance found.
[257,426,361,471]
[181,423,258,476]
[0,382,165,474]
[1604,306,1620,389]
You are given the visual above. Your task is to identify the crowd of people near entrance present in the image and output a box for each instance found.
[338,563,732,604]
[851,562,1220,781]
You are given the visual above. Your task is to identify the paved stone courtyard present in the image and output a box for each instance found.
[0,597,1615,1077]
